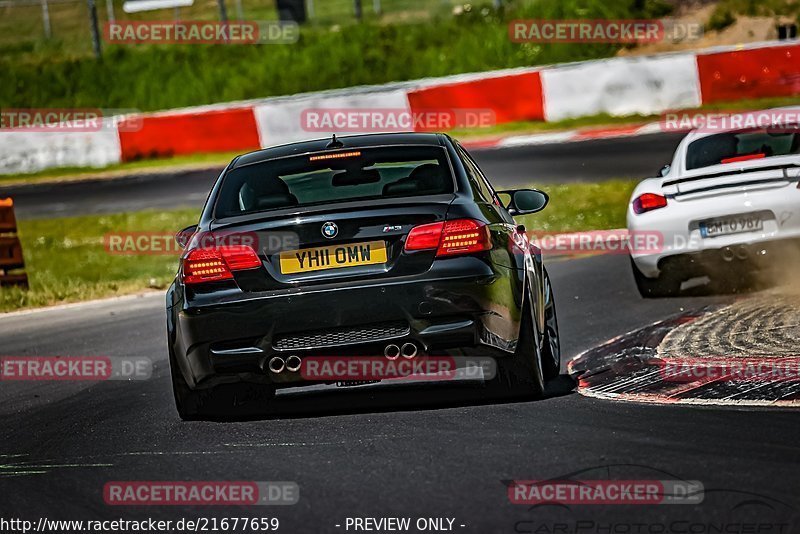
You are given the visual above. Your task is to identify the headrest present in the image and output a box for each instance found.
[382,164,447,196]
[239,177,297,211]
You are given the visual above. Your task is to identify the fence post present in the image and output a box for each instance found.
[373,0,380,15]
[106,0,114,22]
[354,0,362,20]
[41,0,52,38]
[86,0,102,59]
[217,0,228,23]
[306,0,314,19]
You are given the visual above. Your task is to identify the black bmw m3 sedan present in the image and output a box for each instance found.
[166,132,560,419]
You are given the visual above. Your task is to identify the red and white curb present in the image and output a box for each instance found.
[568,313,800,408]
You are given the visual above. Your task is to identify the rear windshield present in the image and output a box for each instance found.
[686,129,800,170]
[215,146,454,218]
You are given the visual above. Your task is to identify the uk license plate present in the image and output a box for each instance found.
[699,214,764,238]
[279,240,387,274]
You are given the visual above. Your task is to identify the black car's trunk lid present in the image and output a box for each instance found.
[210,194,455,291]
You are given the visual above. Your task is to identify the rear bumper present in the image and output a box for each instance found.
[167,257,524,389]
[629,183,800,278]
[653,236,800,279]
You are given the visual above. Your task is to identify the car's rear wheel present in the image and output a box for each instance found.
[630,257,682,298]
[488,293,545,399]
[169,348,274,421]
[541,268,561,380]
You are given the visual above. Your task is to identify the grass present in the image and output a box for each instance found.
[518,179,636,233]
[0,0,464,56]
[0,0,672,111]
[707,0,800,31]
[1,209,198,312]
[0,178,635,312]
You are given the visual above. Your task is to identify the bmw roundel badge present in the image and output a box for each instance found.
[322,222,338,239]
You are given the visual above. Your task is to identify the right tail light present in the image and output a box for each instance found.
[405,219,492,257]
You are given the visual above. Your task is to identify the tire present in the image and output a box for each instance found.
[630,257,681,298]
[541,267,561,380]
[488,293,545,399]
[169,348,274,421]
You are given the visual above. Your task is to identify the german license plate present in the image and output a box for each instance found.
[699,214,764,238]
[279,240,387,274]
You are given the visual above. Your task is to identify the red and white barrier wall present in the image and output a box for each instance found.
[2,41,800,175]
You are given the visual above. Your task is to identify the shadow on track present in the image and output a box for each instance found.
[190,374,577,423]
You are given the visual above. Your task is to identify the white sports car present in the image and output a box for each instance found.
[627,116,800,297]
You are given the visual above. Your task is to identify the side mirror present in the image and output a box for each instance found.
[499,189,549,216]
[658,164,671,177]
[175,225,198,249]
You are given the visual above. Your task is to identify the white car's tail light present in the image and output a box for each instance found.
[633,193,668,214]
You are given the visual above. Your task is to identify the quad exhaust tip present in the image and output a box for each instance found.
[268,356,285,374]
[384,344,401,360]
[401,342,418,359]
[735,245,749,261]
[722,246,749,262]
[722,247,735,262]
[285,355,302,373]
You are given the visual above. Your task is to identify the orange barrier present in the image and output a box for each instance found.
[407,72,545,127]
[697,44,800,103]
[118,107,261,162]
[0,198,28,288]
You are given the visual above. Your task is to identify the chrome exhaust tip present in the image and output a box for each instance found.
[268,356,285,374]
[285,355,302,373]
[401,342,418,359]
[721,247,735,262]
[384,344,401,361]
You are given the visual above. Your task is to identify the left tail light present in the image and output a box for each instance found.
[405,219,492,257]
[632,193,668,215]
[181,245,261,285]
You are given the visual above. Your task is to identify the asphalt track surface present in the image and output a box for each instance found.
[1,131,799,532]
[2,132,687,220]
[2,253,799,532]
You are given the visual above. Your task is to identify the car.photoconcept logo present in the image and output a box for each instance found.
[322,222,338,239]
